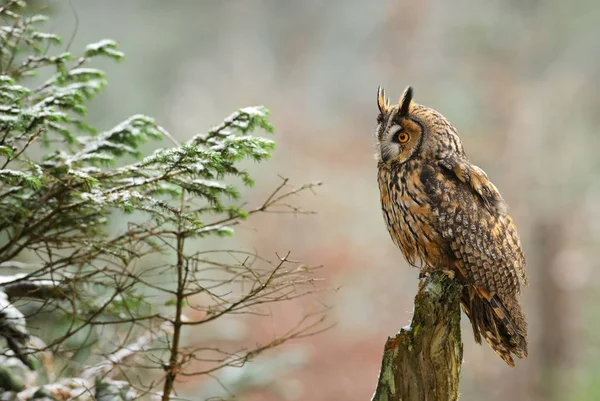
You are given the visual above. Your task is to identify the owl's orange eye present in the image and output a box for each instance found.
[397,131,410,143]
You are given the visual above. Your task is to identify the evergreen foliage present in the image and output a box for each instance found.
[0,2,321,399]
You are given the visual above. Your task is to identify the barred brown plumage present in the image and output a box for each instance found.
[375,86,528,366]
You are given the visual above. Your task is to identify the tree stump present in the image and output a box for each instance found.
[372,271,463,401]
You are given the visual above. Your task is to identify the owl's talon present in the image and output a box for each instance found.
[442,269,455,279]
[418,269,433,280]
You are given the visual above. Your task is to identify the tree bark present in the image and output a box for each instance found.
[372,271,463,401]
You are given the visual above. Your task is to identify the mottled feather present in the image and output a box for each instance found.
[375,86,528,366]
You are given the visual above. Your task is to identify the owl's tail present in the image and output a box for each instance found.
[461,286,528,366]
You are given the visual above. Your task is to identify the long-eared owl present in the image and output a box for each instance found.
[375,86,528,366]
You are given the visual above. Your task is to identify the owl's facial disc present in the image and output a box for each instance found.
[379,117,422,164]
[376,86,422,164]
[380,123,404,162]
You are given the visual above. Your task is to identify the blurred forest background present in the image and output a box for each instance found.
[37,1,600,400]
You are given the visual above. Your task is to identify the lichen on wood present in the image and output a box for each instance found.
[372,271,463,401]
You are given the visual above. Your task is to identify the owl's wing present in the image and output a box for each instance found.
[423,155,527,292]
[438,155,507,215]
[420,159,528,364]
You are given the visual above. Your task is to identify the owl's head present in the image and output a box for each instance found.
[375,86,464,165]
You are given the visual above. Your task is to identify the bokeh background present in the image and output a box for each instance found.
[44,1,600,400]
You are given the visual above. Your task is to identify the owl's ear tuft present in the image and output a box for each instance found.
[399,86,414,117]
[377,86,389,114]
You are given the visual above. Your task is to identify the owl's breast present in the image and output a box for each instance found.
[377,162,448,269]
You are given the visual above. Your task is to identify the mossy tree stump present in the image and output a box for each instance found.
[372,271,463,401]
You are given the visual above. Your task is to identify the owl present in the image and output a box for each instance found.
[375,86,528,366]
